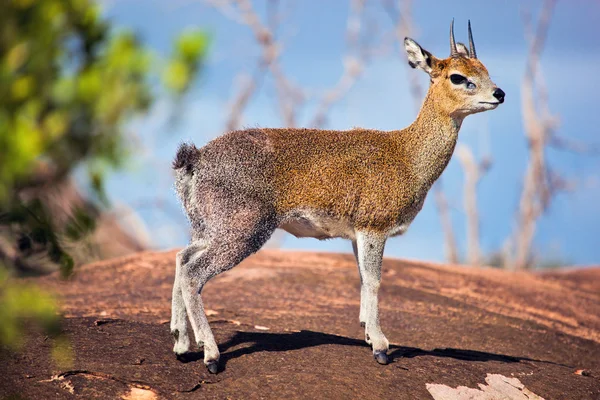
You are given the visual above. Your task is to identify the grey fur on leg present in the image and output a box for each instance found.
[355,231,389,363]
[171,250,191,356]
[352,240,367,327]
[179,254,220,371]
[177,204,278,373]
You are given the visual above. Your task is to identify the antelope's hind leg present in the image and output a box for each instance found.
[171,252,190,356]
[171,242,206,357]
[178,205,277,374]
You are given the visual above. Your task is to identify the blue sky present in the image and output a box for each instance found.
[99,0,600,266]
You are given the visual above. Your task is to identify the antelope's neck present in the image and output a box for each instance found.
[395,91,464,189]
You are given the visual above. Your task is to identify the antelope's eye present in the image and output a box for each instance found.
[450,74,467,84]
[466,82,476,89]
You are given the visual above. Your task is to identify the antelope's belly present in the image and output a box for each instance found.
[278,209,417,240]
[279,210,356,240]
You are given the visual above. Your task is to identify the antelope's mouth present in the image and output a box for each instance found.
[479,101,500,105]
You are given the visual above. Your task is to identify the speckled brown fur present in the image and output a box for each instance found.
[170,23,504,373]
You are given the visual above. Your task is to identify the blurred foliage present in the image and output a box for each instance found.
[0,0,208,359]
[0,266,72,369]
[0,267,59,348]
[164,29,209,94]
[0,0,209,276]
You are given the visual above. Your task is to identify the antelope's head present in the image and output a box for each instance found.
[404,20,504,117]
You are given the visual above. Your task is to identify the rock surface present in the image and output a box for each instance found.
[2,250,599,399]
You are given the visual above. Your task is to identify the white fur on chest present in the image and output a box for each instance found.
[279,209,412,240]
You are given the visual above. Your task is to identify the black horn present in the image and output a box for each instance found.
[468,20,477,59]
[450,19,458,56]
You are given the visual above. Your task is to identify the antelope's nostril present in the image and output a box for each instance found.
[493,88,505,103]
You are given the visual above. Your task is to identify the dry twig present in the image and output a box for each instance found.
[309,0,368,128]
[511,0,557,270]
[455,145,492,266]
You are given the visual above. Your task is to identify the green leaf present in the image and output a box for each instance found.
[163,59,190,93]
[176,30,209,64]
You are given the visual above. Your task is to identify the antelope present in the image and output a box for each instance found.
[170,20,504,374]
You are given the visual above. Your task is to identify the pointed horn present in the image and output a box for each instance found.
[468,20,477,59]
[450,19,458,56]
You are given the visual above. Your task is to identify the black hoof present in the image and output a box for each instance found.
[176,353,187,362]
[360,322,366,328]
[374,351,389,365]
[206,361,219,374]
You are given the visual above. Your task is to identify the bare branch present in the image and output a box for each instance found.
[225,69,266,132]
[456,145,486,266]
[433,184,459,264]
[309,0,367,128]
[309,56,364,128]
[549,135,600,155]
[511,0,557,270]
[209,0,305,129]
[382,0,423,110]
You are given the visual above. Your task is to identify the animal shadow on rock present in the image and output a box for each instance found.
[175,330,542,373]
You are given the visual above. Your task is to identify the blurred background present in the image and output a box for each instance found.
[2,0,599,286]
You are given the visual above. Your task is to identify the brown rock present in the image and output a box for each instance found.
[2,250,599,399]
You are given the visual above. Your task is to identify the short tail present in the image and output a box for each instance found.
[172,142,200,171]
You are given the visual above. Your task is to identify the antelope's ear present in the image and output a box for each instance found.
[404,37,439,75]
[456,42,470,57]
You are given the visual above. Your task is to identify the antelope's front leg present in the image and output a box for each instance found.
[352,241,367,327]
[355,231,389,365]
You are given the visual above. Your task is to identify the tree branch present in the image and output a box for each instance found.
[511,0,557,270]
